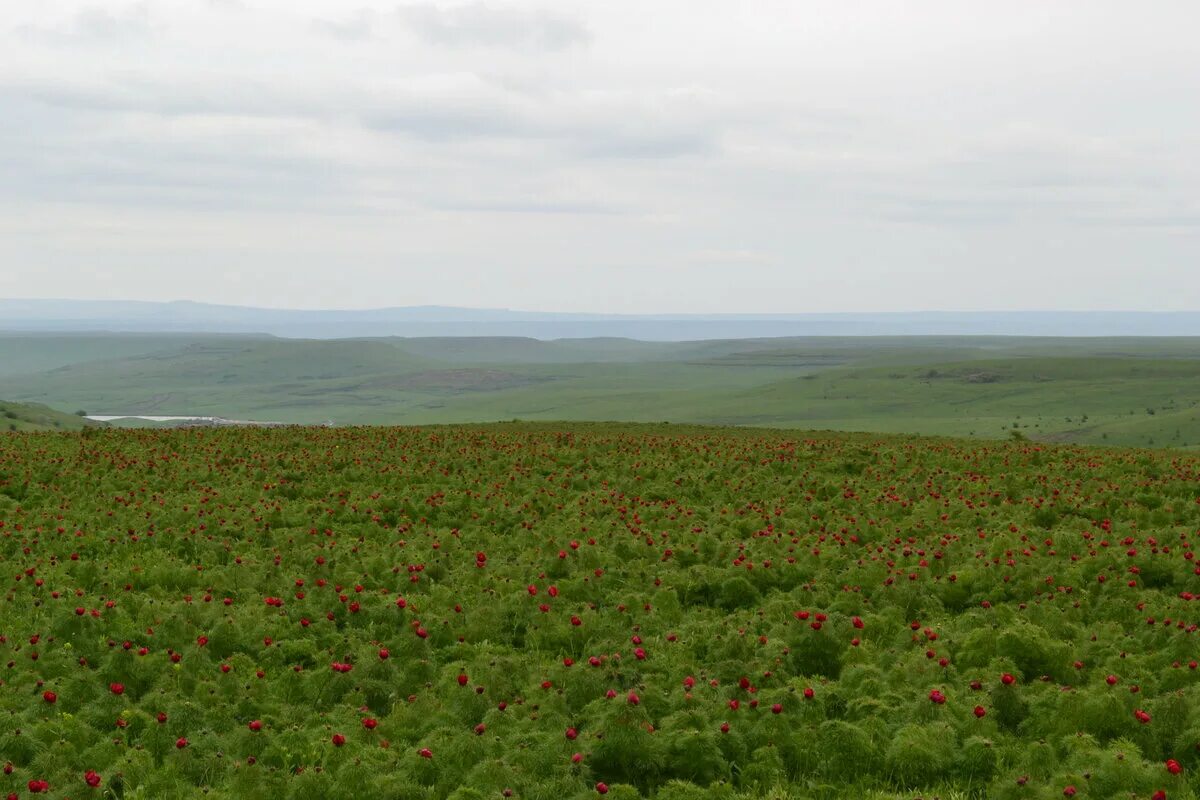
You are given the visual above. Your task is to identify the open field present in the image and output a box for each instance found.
[2,422,1200,798]
[4,333,1200,446]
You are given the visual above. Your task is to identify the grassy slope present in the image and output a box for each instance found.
[4,333,1200,446]
[0,400,102,432]
[698,356,1200,446]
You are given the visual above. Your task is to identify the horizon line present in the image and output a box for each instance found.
[4,298,1200,317]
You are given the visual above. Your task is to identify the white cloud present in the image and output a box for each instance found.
[396,2,590,50]
[17,2,158,44]
[1,0,1198,312]
[312,8,377,41]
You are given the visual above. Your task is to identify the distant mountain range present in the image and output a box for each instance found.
[4,299,1200,340]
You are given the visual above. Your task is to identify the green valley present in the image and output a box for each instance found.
[3,333,1200,447]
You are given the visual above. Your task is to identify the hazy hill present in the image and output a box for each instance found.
[8,299,1200,339]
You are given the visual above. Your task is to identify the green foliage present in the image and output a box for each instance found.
[885,723,956,786]
[0,423,1196,799]
[718,576,761,610]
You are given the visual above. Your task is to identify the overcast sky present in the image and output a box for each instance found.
[2,1,1199,313]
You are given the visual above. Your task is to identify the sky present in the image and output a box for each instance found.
[2,0,1199,313]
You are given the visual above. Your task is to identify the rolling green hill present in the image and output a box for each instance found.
[4,332,1200,447]
[0,400,104,432]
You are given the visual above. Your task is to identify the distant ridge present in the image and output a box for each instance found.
[4,299,1200,340]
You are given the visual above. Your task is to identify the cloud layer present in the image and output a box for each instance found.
[2,0,1198,312]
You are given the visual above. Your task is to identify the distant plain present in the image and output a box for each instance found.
[4,332,1200,448]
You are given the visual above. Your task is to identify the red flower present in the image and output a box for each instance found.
[248,720,262,732]
[109,683,125,695]
[1001,673,1016,686]
[84,770,102,788]
[973,705,986,718]
[175,738,189,749]
[362,718,378,730]
[42,690,56,704]
[596,784,609,795]
[331,733,346,747]
[1166,758,1182,774]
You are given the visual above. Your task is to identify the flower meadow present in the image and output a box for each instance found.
[3,423,1200,799]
